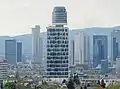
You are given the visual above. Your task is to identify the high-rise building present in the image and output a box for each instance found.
[93,35,108,68]
[32,25,41,63]
[5,39,17,65]
[116,58,120,75]
[39,37,43,60]
[47,6,69,78]
[17,42,22,62]
[101,59,109,74]
[70,40,75,65]
[74,32,90,65]
[111,30,120,62]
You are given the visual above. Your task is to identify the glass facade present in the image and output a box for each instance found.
[17,42,22,62]
[52,7,67,25]
[93,35,108,68]
[111,30,120,61]
[47,27,69,78]
[101,60,109,74]
[5,39,17,65]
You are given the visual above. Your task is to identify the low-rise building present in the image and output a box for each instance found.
[0,59,8,79]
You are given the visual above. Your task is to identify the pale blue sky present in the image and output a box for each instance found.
[0,0,120,36]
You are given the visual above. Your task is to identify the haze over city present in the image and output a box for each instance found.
[1,0,120,89]
[0,0,120,36]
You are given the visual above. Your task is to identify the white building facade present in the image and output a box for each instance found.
[74,32,89,65]
[32,25,41,63]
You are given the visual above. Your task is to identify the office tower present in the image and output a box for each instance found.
[116,58,120,75]
[70,40,75,65]
[0,59,8,79]
[101,59,109,74]
[32,25,41,63]
[5,39,17,65]
[111,30,120,62]
[17,42,22,62]
[74,32,90,65]
[93,35,108,68]
[39,37,43,60]
[47,6,69,78]
[85,35,90,65]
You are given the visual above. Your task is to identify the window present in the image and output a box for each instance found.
[65,29,67,32]
[57,33,60,36]
[66,45,68,47]
[66,52,68,55]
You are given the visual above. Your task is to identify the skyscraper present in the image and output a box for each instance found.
[70,40,75,65]
[32,25,41,63]
[111,30,120,62]
[93,35,108,68]
[74,32,90,65]
[5,39,17,65]
[17,42,22,62]
[47,6,69,78]
[39,37,43,60]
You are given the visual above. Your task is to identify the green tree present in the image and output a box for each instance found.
[101,79,106,88]
[47,85,56,89]
[62,79,66,84]
[67,78,75,89]
[5,82,16,89]
[0,83,3,89]
[97,80,100,85]
[73,74,80,85]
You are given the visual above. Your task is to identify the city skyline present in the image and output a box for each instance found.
[1,3,120,87]
[0,0,120,36]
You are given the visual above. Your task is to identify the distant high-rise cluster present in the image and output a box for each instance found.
[111,30,120,62]
[3,5,120,79]
[74,32,90,65]
[93,35,108,68]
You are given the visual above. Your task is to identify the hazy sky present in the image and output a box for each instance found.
[0,0,120,36]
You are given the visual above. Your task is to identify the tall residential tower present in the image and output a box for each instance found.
[47,6,69,78]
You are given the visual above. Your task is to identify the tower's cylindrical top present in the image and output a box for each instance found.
[52,6,67,25]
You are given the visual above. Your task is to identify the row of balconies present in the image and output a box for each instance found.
[48,28,68,32]
[47,40,68,44]
[47,52,68,56]
[47,44,68,48]
[47,64,68,67]
[47,60,68,63]
[47,68,68,71]
[47,37,68,40]
[47,48,68,51]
